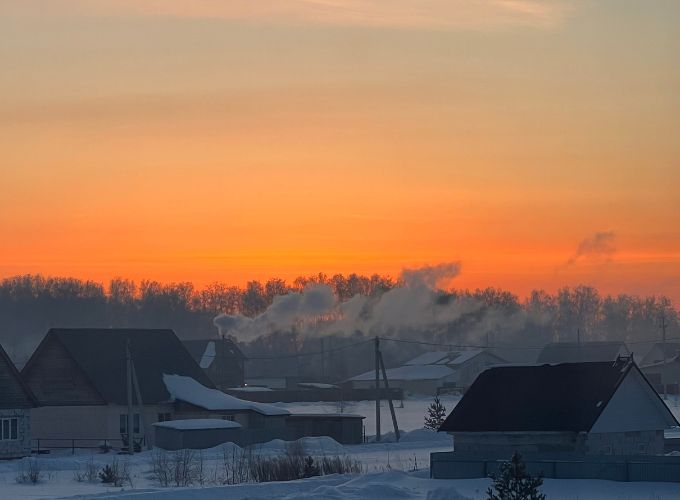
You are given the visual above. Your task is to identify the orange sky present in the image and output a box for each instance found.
[1,1,679,304]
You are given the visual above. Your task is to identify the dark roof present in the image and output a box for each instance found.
[536,341,628,364]
[440,359,654,433]
[0,344,36,409]
[183,339,245,363]
[24,329,214,405]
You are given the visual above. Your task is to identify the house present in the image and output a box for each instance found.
[641,355,680,395]
[347,349,506,394]
[0,343,36,458]
[21,328,215,448]
[438,357,678,458]
[183,338,246,389]
[536,341,630,364]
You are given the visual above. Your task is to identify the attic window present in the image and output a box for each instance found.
[596,401,603,408]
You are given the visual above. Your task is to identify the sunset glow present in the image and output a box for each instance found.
[1,0,679,303]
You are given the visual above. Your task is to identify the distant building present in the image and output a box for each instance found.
[183,338,246,389]
[536,341,629,364]
[347,350,506,394]
[438,357,678,457]
[641,354,680,395]
[640,342,680,367]
[22,328,214,448]
[0,343,36,459]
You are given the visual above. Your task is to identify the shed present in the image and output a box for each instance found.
[287,414,365,444]
[153,419,242,451]
[438,357,678,458]
[0,343,36,458]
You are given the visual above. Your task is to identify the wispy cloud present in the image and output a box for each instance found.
[4,0,572,29]
[566,231,617,266]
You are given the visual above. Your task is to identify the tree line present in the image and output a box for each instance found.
[0,273,677,365]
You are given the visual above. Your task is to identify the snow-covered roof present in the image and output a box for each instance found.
[153,419,242,430]
[163,374,289,416]
[446,350,484,366]
[199,341,215,369]
[349,364,454,382]
[287,413,365,419]
[297,382,339,390]
[404,352,450,366]
[228,386,273,392]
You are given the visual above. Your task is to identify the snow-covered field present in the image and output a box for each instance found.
[0,395,678,499]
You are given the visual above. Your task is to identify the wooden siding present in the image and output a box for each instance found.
[23,336,104,405]
[0,354,33,409]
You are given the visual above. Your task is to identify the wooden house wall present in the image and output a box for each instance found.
[23,336,104,405]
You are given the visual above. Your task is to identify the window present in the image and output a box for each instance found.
[1,418,19,441]
[119,414,140,434]
[158,412,172,422]
[222,415,235,422]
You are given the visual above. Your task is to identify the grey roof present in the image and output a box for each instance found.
[536,341,629,364]
[23,329,214,405]
[0,343,36,409]
[440,358,678,433]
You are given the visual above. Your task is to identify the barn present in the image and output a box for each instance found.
[0,343,36,458]
[438,357,678,458]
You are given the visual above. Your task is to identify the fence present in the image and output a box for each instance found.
[430,452,680,483]
[32,438,127,455]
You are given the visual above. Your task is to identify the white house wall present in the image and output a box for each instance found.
[590,368,676,433]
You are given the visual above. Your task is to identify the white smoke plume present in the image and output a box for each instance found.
[214,262,470,342]
[566,231,616,266]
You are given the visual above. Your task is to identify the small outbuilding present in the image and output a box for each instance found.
[153,419,242,451]
[287,414,365,445]
[438,357,678,458]
[0,343,36,458]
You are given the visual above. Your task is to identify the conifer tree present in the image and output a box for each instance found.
[487,452,545,500]
[424,395,447,430]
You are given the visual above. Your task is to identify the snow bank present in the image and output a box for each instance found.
[152,419,242,430]
[163,374,290,416]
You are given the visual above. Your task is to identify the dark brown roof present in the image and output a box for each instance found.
[439,358,676,433]
[23,329,214,405]
[0,343,36,409]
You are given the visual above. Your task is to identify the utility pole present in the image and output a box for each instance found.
[321,337,325,381]
[577,328,581,362]
[378,350,400,441]
[661,315,668,399]
[131,359,146,450]
[126,338,134,455]
[375,336,381,442]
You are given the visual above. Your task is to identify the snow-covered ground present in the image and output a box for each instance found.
[0,394,678,499]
